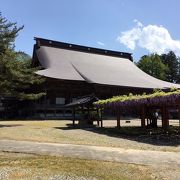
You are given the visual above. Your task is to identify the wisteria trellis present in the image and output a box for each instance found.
[94,89,180,111]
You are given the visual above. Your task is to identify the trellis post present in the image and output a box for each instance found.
[141,105,146,128]
[117,109,121,129]
[178,100,180,128]
[72,107,75,126]
[100,108,103,127]
[161,105,169,129]
[97,108,100,127]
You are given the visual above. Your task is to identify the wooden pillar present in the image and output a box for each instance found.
[97,109,100,127]
[117,110,121,129]
[161,106,165,128]
[72,107,75,126]
[165,106,169,127]
[141,105,146,128]
[54,109,56,118]
[44,83,47,120]
[43,95,47,120]
[161,106,169,129]
[63,109,65,118]
[81,105,84,121]
[87,106,90,124]
[101,119,103,127]
[100,109,103,127]
[178,102,180,128]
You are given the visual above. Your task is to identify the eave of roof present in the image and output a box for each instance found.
[32,37,180,90]
[65,94,98,107]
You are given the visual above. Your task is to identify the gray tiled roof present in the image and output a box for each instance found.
[35,46,180,89]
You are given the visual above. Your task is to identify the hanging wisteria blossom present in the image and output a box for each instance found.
[94,89,180,112]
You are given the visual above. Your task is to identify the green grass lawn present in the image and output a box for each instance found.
[0,120,179,152]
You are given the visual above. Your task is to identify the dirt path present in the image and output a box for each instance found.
[0,139,179,168]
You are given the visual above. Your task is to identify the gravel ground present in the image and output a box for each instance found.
[0,167,96,180]
[0,167,32,180]
[0,120,179,179]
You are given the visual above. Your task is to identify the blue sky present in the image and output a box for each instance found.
[1,0,180,61]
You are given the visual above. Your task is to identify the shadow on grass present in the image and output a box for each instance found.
[0,124,23,128]
[55,123,180,147]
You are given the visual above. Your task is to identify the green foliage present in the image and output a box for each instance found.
[137,54,168,80]
[153,88,162,93]
[170,87,178,92]
[16,51,31,61]
[137,51,180,84]
[161,51,180,83]
[0,13,45,100]
[0,12,23,54]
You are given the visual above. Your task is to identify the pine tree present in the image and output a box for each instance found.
[0,13,23,54]
[0,13,45,100]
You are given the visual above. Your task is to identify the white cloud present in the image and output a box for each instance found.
[117,20,180,56]
[97,41,105,46]
[133,19,143,27]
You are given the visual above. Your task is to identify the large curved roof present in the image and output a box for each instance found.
[34,39,180,89]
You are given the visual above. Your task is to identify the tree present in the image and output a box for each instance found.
[0,13,45,100]
[0,13,23,55]
[137,54,168,80]
[177,57,180,83]
[16,51,31,61]
[161,51,179,83]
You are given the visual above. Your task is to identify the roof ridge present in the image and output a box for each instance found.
[34,37,133,60]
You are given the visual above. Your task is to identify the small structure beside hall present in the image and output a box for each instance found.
[65,94,102,126]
